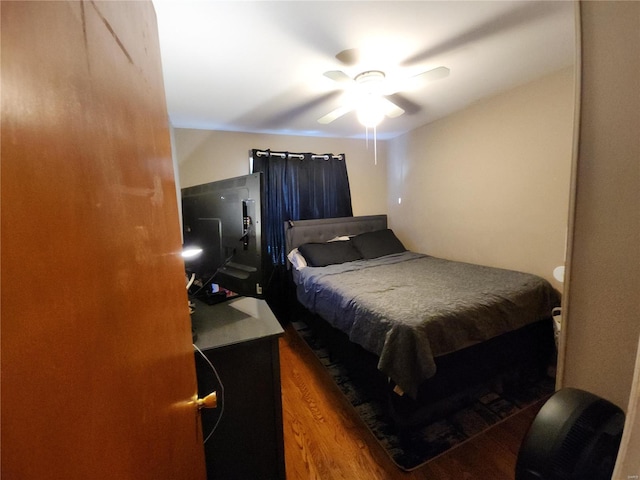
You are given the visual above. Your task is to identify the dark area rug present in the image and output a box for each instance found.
[292,319,555,471]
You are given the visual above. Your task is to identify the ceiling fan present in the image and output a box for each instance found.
[317,48,450,128]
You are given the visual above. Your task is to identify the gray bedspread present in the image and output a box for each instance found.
[294,251,560,399]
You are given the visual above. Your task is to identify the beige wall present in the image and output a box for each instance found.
[387,68,575,288]
[174,129,388,218]
[562,0,639,417]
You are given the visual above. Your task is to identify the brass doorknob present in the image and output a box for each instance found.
[196,391,217,409]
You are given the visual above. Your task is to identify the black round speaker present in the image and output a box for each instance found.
[516,387,625,480]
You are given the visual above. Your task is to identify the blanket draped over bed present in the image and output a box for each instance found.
[294,251,560,399]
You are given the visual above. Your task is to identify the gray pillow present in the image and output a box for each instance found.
[298,241,362,267]
[351,229,406,259]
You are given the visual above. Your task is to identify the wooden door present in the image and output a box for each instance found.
[1,2,206,478]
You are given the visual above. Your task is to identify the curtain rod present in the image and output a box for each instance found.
[254,150,344,161]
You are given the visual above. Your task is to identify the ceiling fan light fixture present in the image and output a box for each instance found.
[356,97,385,128]
[354,70,386,94]
[319,59,447,128]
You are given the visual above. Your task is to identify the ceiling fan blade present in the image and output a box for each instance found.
[317,105,352,124]
[401,1,563,67]
[335,48,360,66]
[323,70,353,83]
[384,93,421,115]
[380,97,405,118]
[413,66,450,82]
[385,66,449,96]
[261,90,342,128]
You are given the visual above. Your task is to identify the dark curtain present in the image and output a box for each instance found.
[251,149,353,266]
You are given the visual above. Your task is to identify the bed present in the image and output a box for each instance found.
[285,215,560,425]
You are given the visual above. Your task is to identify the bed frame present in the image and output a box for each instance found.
[284,215,555,428]
[285,214,388,253]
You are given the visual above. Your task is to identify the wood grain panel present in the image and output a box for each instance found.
[1,2,205,478]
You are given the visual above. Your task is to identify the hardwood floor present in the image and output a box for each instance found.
[279,322,544,480]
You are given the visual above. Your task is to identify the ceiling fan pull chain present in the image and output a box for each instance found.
[374,126,378,166]
[362,126,377,165]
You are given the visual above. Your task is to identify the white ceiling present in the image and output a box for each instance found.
[153,0,576,140]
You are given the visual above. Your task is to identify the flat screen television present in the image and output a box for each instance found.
[181,173,269,299]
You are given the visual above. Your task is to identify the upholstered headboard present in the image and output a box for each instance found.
[284,215,388,254]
